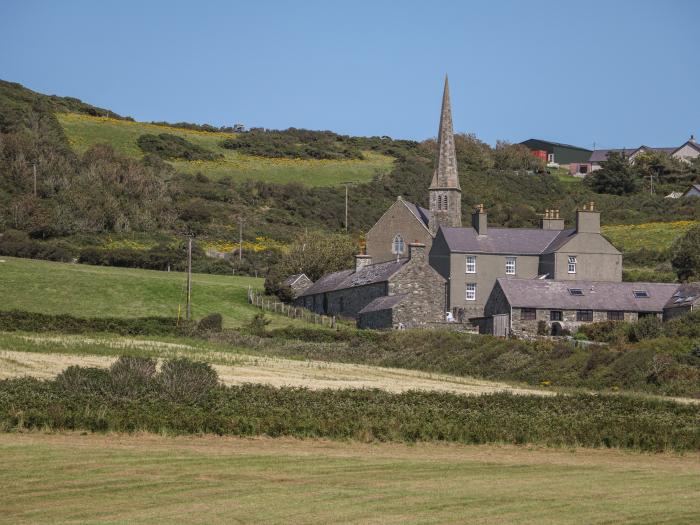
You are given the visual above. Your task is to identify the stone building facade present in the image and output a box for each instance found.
[296,243,446,329]
[282,273,313,298]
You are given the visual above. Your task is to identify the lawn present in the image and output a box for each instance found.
[602,220,697,253]
[57,113,394,186]
[0,256,299,329]
[1,433,698,524]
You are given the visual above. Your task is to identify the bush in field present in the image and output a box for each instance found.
[197,313,223,333]
[627,316,663,342]
[109,356,157,398]
[671,224,700,281]
[137,133,221,161]
[55,366,110,396]
[157,358,219,403]
[245,312,271,337]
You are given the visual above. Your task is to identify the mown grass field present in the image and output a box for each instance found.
[602,220,697,253]
[0,256,298,329]
[1,433,698,524]
[57,113,394,186]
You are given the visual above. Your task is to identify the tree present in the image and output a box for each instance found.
[584,151,637,195]
[671,224,700,281]
[265,231,357,299]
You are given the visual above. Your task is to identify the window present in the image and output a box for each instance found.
[579,164,588,174]
[568,256,577,274]
[547,153,554,163]
[465,283,476,301]
[577,310,593,322]
[568,288,584,296]
[505,257,517,275]
[521,308,536,321]
[391,234,404,255]
[466,256,476,274]
[442,194,448,210]
[607,311,624,321]
[550,310,563,321]
[633,290,649,298]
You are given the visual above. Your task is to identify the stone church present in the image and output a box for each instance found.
[292,77,694,333]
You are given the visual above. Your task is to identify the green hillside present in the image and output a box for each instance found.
[0,256,297,329]
[57,113,394,186]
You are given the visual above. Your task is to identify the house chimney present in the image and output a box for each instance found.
[690,134,696,144]
[540,208,565,230]
[355,254,372,272]
[576,201,601,234]
[471,203,488,236]
[408,242,426,262]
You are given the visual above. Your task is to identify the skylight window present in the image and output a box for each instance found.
[633,290,649,298]
[568,288,584,296]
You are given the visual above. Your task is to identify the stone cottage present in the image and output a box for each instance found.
[294,243,446,329]
[281,273,313,298]
[481,279,680,337]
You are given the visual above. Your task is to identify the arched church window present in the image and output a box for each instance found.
[392,234,405,255]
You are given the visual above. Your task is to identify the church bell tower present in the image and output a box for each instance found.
[428,75,462,234]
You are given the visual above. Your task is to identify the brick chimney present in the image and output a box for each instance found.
[471,204,488,236]
[576,201,601,234]
[355,254,372,272]
[540,208,565,230]
[408,242,426,262]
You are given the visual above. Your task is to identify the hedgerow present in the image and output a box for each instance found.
[0,360,697,452]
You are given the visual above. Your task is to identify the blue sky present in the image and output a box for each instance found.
[1,0,698,148]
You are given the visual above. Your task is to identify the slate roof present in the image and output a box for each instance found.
[282,273,309,287]
[684,184,700,196]
[521,139,592,152]
[664,283,700,310]
[358,294,408,314]
[403,201,432,227]
[298,259,407,297]
[440,227,576,255]
[497,279,679,312]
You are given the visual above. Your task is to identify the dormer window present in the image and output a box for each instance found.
[391,234,405,255]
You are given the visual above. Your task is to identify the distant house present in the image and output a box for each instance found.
[664,283,700,320]
[520,139,592,169]
[588,136,700,172]
[282,273,313,298]
[683,184,700,198]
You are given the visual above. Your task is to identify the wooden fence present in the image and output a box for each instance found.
[248,288,337,328]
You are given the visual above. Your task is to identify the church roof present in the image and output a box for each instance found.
[429,76,460,191]
[298,259,407,297]
[497,279,678,312]
[440,226,576,255]
[403,201,432,227]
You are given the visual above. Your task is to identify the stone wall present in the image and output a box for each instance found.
[387,244,446,328]
[357,308,393,330]
[366,199,433,264]
[296,282,387,317]
[509,308,657,337]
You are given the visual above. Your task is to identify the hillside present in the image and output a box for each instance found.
[2,78,700,279]
[57,112,394,186]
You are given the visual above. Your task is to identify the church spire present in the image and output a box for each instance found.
[428,75,462,234]
[430,75,460,191]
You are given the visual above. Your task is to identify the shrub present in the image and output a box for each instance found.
[245,312,271,337]
[136,133,221,161]
[157,359,219,404]
[197,313,223,333]
[109,356,156,398]
[628,316,663,342]
[55,366,110,396]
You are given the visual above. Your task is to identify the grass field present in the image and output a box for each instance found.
[57,113,394,186]
[602,220,697,253]
[0,256,298,329]
[1,433,698,524]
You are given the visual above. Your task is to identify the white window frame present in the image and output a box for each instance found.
[465,283,476,301]
[568,255,577,274]
[392,234,405,255]
[547,153,554,163]
[505,257,517,275]
[466,256,476,274]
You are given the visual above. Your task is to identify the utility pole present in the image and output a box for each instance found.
[33,163,37,197]
[238,218,243,263]
[186,236,192,321]
[342,181,355,232]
